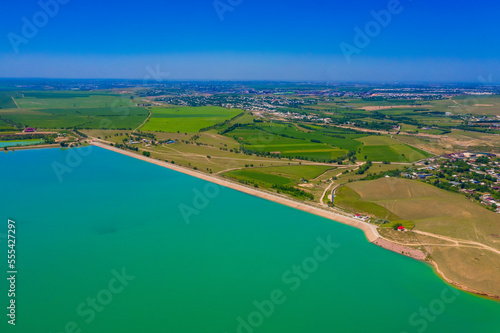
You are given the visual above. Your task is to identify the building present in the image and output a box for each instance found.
[24,127,36,133]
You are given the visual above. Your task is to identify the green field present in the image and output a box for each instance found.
[224,165,333,187]
[0,119,15,131]
[225,170,292,186]
[340,177,500,245]
[0,107,148,129]
[0,92,19,109]
[255,123,367,151]
[141,106,242,133]
[227,126,347,161]
[0,91,148,130]
[335,185,402,221]
[15,91,126,109]
[356,135,431,162]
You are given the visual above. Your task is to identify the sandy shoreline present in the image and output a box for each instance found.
[429,260,499,300]
[373,238,427,260]
[91,142,381,242]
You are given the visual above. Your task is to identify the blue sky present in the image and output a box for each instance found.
[0,0,499,81]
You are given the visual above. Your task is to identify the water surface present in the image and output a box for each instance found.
[1,147,499,333]
[0,139,44,148]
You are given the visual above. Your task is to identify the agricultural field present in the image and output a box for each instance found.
[0,107,148,130]
[15,91,128,109]
[257,123,367,151]
[448,95,500,115]
[227,125,347,161]
[0,90,148,130]
[137,141,296,174]
[0,92,19,109]
[0,119,16,131]
[223,165,334,188]
[141,106,242,133]
[334,163,403,184]
[355,135,432,162]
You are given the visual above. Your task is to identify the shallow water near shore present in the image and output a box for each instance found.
[1,147,499,333]
[0,139,44,148]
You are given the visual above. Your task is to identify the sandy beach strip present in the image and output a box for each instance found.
[373,238,426,260]
[91,142,380,242]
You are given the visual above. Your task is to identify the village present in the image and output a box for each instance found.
[401,152,500,213]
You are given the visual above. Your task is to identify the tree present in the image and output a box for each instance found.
[142,151,150,157]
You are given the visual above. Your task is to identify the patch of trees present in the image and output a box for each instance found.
[272,184,314,200]
[73,129,88,138]
[200,111,244,132]
[356,160,372,175]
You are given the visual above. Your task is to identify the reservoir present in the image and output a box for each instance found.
[1,147,499,332]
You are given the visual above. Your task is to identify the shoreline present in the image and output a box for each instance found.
[429,260,500,301]
[91,142,381,242]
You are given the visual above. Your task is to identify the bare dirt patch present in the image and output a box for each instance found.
[358,105,433,111]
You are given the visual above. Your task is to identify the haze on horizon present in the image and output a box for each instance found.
[0,0,499,82]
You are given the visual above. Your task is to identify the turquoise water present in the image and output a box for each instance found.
[1,147,499,333]
[0,139,44,148]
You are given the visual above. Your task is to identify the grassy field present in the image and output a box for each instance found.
[141,106,242,133]
[224,169,293,186]
[335,185,402,221]
[448,95,500,115]
[0,92,19,109]
[15,91,126,109]
[256,123,367,151]
[356,135,432,162]
[334,163,403,184]
[335,177,500,296]
[0,91,148,130]
[341,178,500,247]
[0,107,148,129]
[228,126,347,161]
[224,164,334,187]
[0,119,15,131]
